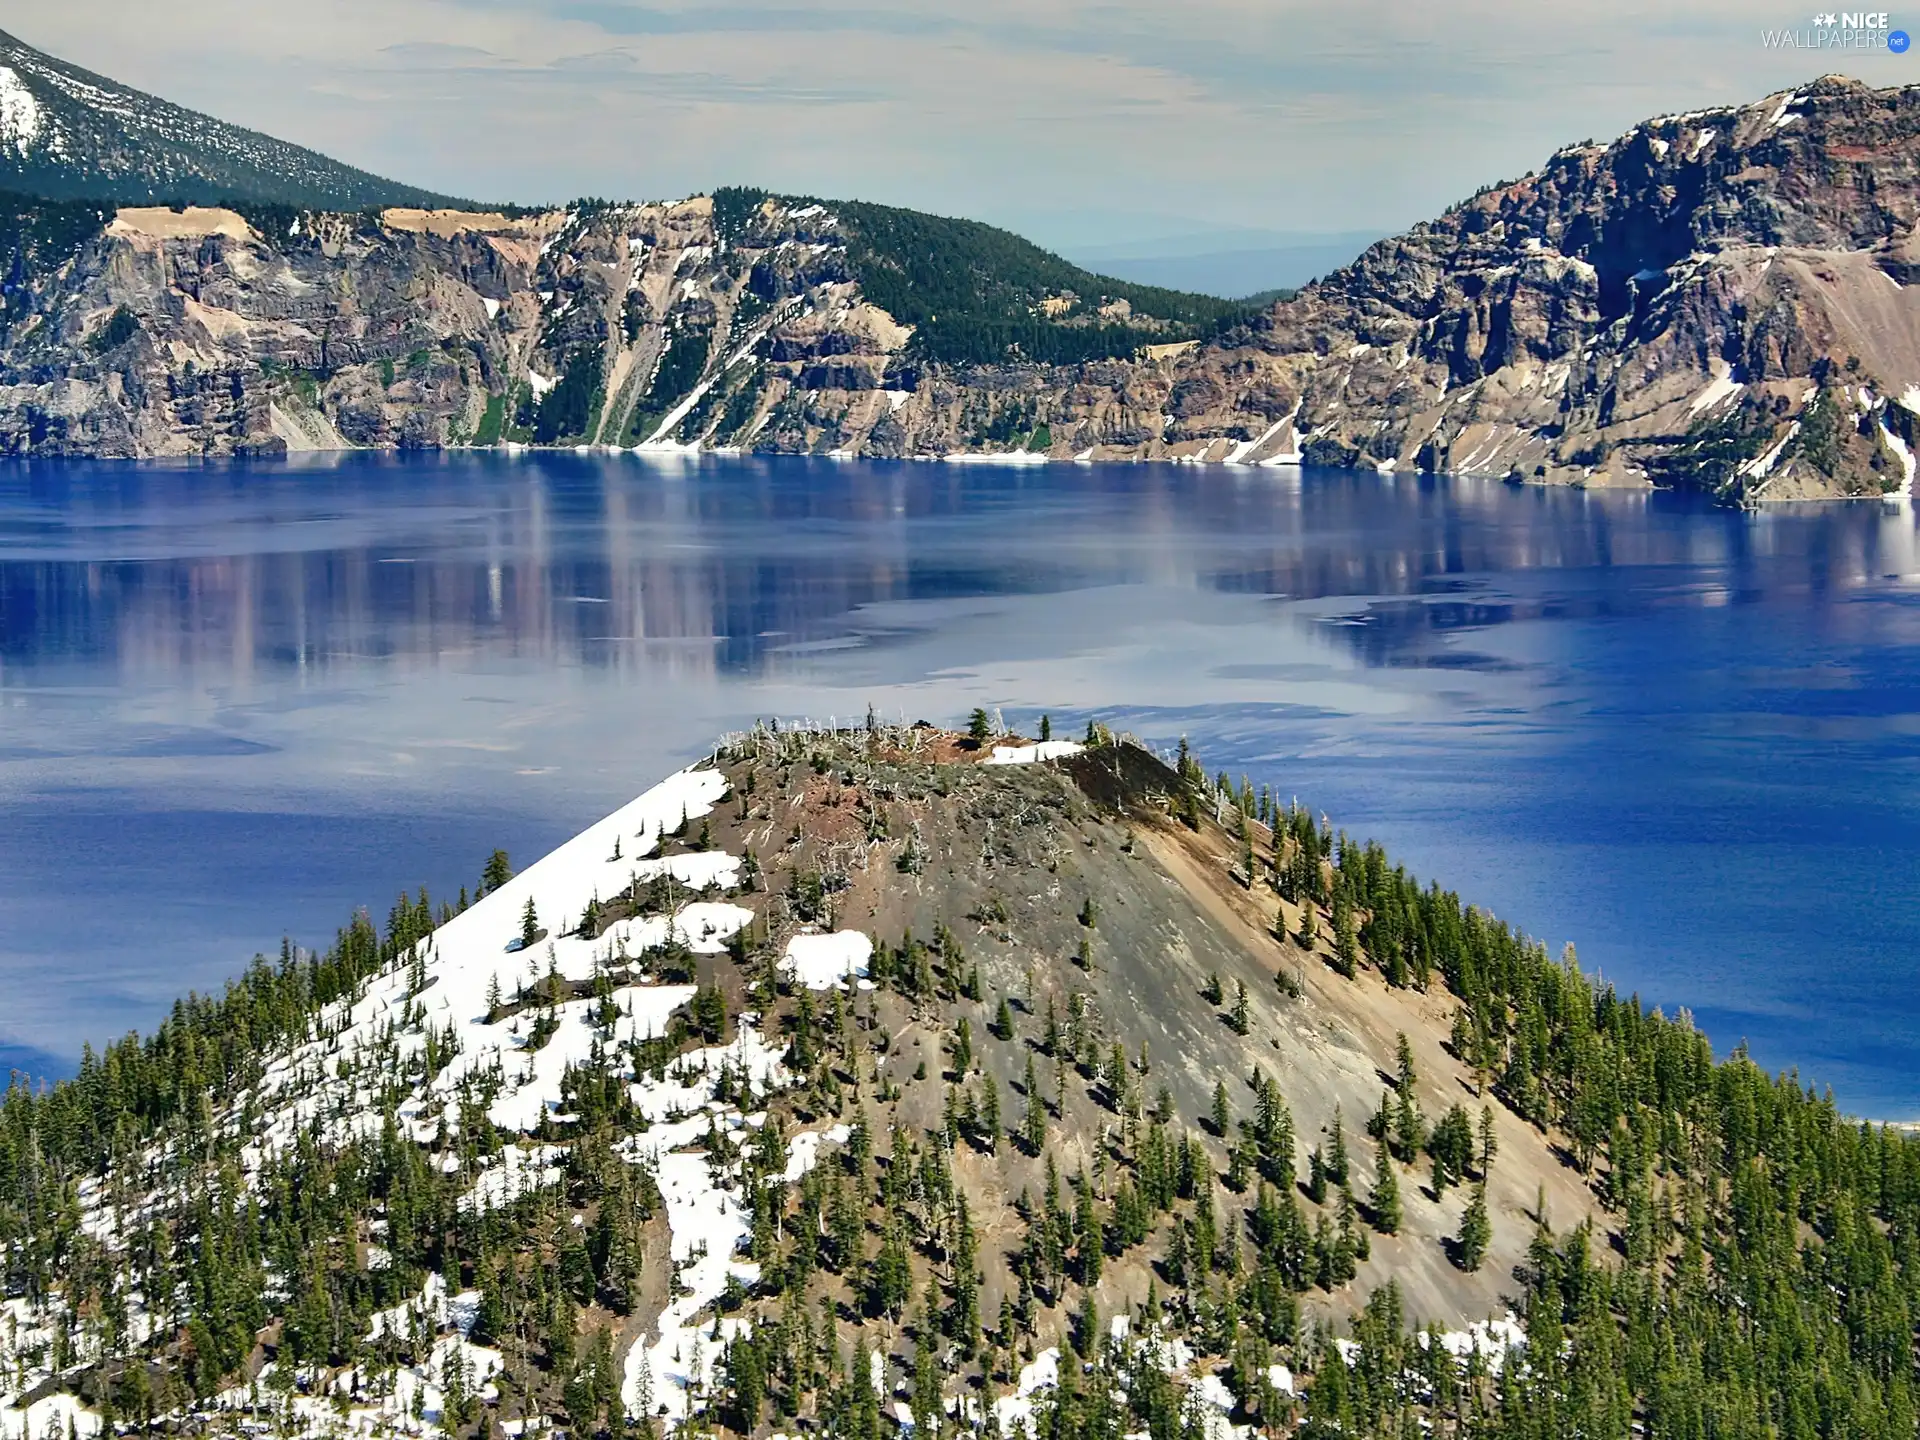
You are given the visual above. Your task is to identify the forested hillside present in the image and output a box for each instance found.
[1,722,1915,1440]
[823,197,1256,365]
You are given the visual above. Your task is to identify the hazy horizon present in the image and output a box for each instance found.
[6,3,1905,254]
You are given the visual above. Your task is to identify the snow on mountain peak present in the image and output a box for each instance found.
[0,65,43,156]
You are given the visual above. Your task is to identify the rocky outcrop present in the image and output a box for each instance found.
[10,76,1920,501]
[1166,74,1920,500]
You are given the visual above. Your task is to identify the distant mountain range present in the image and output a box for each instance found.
[0,28,463,210]
[1063,231,1387,299]
[0,29,1907,503]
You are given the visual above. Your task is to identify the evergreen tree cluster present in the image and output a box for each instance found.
[828,201,1258,366]
[1151,748,1920,1440]
[6,730,1920,1440]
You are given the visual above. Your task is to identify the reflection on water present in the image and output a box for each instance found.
[6,453,1920,1112]
[8,456,1919,683]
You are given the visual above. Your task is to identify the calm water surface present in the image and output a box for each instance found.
[5,453,1920,1112]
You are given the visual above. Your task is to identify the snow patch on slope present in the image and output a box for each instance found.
[1740,422,1799,481]
[780,931,873,990]
[621,1021,788,1427]
[12,711,843,1440]
[0,68,42,156]
[1882,421,1915,500]
[986,740,1085,765]
[1687,364,1743,415]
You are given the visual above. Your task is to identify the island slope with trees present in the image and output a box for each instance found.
[1,719,1915,1440]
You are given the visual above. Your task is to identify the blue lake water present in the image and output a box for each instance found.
[5,453,1920,1113]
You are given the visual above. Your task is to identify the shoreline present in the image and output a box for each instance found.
[17,445,1920,507]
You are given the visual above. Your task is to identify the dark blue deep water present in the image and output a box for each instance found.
[6,453,1920,1113]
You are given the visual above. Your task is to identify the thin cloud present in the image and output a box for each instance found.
[7,0,1871,249]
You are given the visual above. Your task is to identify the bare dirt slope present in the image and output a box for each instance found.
[683,725,1604,1351]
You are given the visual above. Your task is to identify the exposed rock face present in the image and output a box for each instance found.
[10,76,1920,501]
[1182,74,1920,501]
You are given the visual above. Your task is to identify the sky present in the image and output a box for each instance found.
[9,0,1911,252]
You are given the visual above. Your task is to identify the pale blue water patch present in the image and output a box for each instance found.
[5,453,1920,1112]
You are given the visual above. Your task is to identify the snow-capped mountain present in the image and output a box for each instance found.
[0,29,462,209]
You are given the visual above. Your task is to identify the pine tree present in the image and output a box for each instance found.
[1333,895,1360,978]
[1230,980,1251,1036]
[968,708,993,746]
[1337,1185,1366,1269]
[1328,1106,1350,1186]
[906,1328,936,1440]
[520,896,540,951]
[1023,1055,1046,1153]
[1457,1181,1491,1272]
[1370,1088,1393,1146]
[1211,1081,1231,1138]
[1393,1089,1425,1162]
[1227,1141,1251,1193]
[482,848,513,895]
[1369,1140,1401,1235]
[1478,1104,1499,1178]
[953,1194,981,1352]
[1296,902,1318,950]
[1039,713,1052,742]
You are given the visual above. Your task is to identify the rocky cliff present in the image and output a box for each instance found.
[1173,73,1920,502]
[0,194,1232,461]
[8,74,1920,501]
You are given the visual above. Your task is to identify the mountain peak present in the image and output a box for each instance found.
[0,28,465,210]
[1798,72,1879,92]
